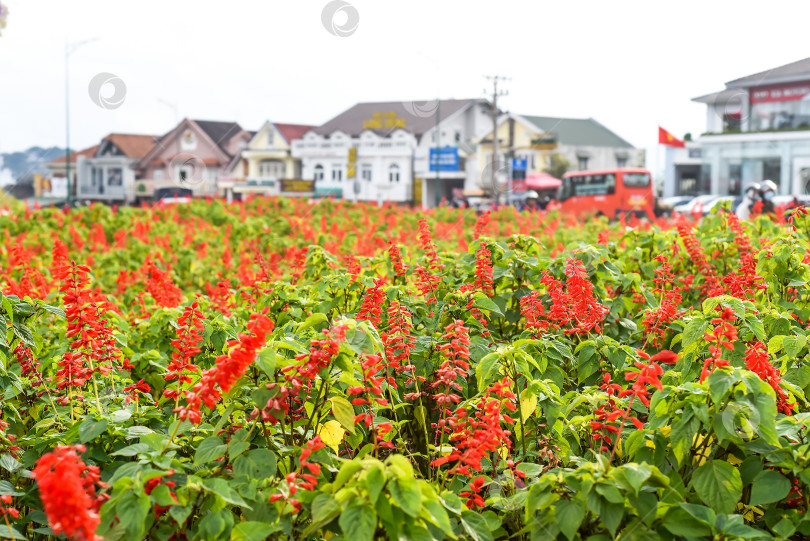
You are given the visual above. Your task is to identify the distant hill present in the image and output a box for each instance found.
[0,146,65,186]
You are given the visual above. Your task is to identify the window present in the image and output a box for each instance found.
[267,129,274,147]
[314,164,324,181]
[259,160,284,178]
[91,167,97,187]
[361,165,372,182]
[154,169,163,181]
[454,131,461,143]
[107,168,123,186]
[616,156,628,168]
[560,174,619,197]
[332,166,342,181]
[389,163,400,183]
[622,173,650,188]
[578,156,589,170]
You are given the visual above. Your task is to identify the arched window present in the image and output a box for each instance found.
[313,164,324,181]
[388,163,400,183]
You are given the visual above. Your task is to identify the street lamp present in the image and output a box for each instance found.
[64,37,98,206]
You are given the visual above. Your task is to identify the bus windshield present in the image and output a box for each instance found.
[622,173,650,188]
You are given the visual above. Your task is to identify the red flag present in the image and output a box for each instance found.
[659,127,685,148]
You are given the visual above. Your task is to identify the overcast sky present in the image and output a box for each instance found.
[2,0,810,175]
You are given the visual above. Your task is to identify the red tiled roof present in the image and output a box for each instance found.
[49,145,99,164]
[103,133,158,158]
[275,123,318,143]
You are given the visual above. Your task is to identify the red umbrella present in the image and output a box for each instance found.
[526,172,561,190]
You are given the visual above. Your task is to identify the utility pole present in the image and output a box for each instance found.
[484,75,509,205]
[64,37,98,206]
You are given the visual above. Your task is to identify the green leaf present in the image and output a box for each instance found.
[783,335,806,359]
[333,461,363,491]
[0,525,26,540]
[555,500,585,541]
[691,460,742,514]
[473,295,504,318]
[297,312,328,333]
[329,396,357,435]
[749,470,791,506]
[231,521,280,541]
[365,464,385,504]
[111,443,150,457]
[194,436,227,466]
[390,477,421,517]
[233,449,277,479]
[255,349,276,378]
[682,318,709,347]
[476,352,501,391]
[461,510,494,541]
[339,503,377,541]
[79,418,108,444]
[520,388,537,422]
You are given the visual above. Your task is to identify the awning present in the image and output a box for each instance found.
[526,172,561,190]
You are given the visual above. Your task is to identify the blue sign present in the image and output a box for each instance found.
[512,158,527,171]
[429,147,459,172]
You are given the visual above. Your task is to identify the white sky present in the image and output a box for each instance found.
[2,0,810,178]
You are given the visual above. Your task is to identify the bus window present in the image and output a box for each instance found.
[574,174,608,196]
[606,174,616,194]
[559,177,574,200]
[622,173,650,187]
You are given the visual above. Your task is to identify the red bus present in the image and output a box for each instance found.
[555,168,654,219]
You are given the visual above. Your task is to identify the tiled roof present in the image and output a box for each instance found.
[275,123,318,143]
[102,133,158,158]
[521,115,634,148]
[195,120,244,152]
[314,99,484,137]
[49,145,99,164]
[726,57,810,88]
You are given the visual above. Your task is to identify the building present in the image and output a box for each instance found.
[47,145,99,198]
[222,121,316,199]
[137,119,253,198]
[473,114,644,196]
[291,99,495,206]
[74,133,158,204]
[686,57,810,197]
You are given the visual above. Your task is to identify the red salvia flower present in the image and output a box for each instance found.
[357,277,386,328]
[474,241,495,297]
[32,444,107,541]
[175,310,274,424]
[269,436,326,513]
[676,216,724,298]
[640,253,684,348]
[388,243,408,278]
[745,341,794,415]
[460,476,486,509]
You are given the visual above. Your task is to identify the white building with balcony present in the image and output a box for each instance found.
[291,99,494,206]
[684,57,810,197]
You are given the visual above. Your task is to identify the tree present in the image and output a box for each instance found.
[545,152,570,180]
[684,132,693,141]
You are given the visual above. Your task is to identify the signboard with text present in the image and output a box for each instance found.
[280,179,314,193]
[750,82,810,104]
[429,147,459,172]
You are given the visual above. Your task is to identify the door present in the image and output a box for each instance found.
[793,157,810,195]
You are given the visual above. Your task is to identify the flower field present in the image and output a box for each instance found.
[0,197,808,540]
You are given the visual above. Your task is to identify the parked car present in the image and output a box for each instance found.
[673,194,723,215]
[153,187,192,204]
